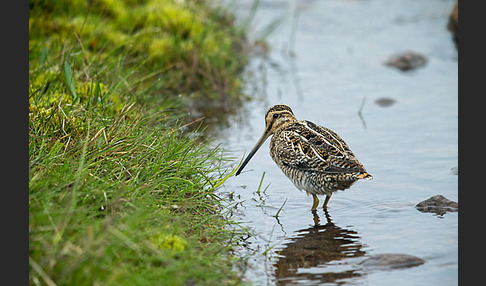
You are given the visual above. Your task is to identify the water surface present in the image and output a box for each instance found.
[215,0,458,285]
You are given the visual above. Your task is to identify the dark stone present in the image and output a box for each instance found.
[375,97,397,107]
[450,166,458,175]
[385,51,427,71]
[359,253,425,270]
[415,195,458,215]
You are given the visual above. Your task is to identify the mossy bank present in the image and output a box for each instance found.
[29,0,249,117]
[29,0,251,285]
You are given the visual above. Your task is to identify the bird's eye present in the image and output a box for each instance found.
[273,113,279,118]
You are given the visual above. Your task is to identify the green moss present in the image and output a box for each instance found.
[150,233,188,251]
[29,65,126,139]
[29,0,249,116]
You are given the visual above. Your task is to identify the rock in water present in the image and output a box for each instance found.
[360,253,425,270]
[385,51,427,71]
[415,195,458,215]
[375,97,397,107]
[450,166,458,175]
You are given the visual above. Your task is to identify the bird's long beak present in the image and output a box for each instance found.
[235,129,272,176]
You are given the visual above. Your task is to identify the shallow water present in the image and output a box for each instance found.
[215,0,458,285]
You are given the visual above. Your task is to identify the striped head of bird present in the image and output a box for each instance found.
[235,104,296,176]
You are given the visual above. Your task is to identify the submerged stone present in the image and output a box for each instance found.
[360,253,425,270]
[375,97,397,107]
[415,195,458,215]
[385,51,427,71]
[450,166,458,175]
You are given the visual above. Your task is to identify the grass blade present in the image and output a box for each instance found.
[39,47,49,66]
[64,60,78,103]
[256,171,266,196]
[274,198,287,218]
[29,256,57,286]
[212,154,245,189]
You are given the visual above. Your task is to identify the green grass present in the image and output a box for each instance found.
[29,0,254,285]
[29,109,242,285]
[29,0,250,117]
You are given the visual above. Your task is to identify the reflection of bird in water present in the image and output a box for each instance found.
[274,211,366,285]
[235,104,372,211]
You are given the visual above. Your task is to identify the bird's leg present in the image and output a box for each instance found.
[312,210,320,226]
[323,208,332,225]
[311,194,319,211]
[323,194,332,209]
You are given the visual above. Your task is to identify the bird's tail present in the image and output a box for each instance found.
[357,172,373,180]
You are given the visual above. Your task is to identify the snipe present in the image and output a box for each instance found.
[235,104,372,211]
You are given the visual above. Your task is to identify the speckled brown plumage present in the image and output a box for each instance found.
[235,104,372,211]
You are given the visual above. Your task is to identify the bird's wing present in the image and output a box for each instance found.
[274,121,366,174]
